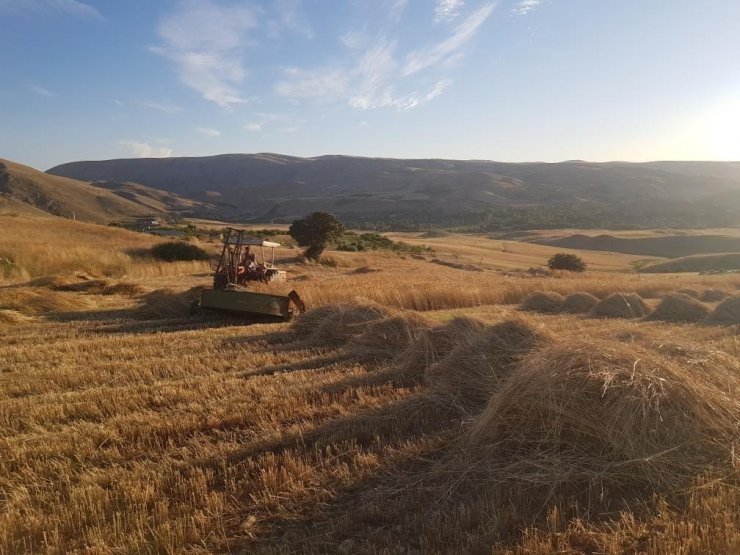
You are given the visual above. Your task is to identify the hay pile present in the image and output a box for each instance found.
[706,296,740,324]
[426,319,552,412]
[292,303,395,347]
[0,309,34,326]
[675,288,701,299]
[133,287,204,320]
[560,292,599,314]
[648,293,710,323]
[347,312,433,363]
[519,291,565,313]
[393,317,486,377]
[469,340,739,500]
[590,293,649,318]
[701,288,730,302]
[0,287,97,315]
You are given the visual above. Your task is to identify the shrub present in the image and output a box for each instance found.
[547,252,587,272]
[151,242,209,262]
[289,212,345,260]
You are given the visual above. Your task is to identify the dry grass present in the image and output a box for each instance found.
[590,292,650,318]
[702,288,732,302]
[519,291,565,313]
[648,293,710,323]
[2,223,740,553]
[707,296,740,325]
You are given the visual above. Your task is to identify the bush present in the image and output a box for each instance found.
[547,252,587,272]
[289,212,345,260]
[151,242,210,262]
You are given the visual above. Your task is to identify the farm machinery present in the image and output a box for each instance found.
[197,227,305,320]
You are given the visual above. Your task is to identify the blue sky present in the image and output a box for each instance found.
[1,0,739,170]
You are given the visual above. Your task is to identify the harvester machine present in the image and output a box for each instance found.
[197,227,305,321]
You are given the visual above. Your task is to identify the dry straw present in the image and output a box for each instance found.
[292,302,395,347]
[426,319,552,412]
[469,340,740,502]
[675,288,701,299]
[648,293,710,323]
[347,312,432,363]
[705,296,740,324]
[701,288,730,302]
[519,291,565,313]
[133,287,203,320]
[590,292,649,318]
[560,292,599,314]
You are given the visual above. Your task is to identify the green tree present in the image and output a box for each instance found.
[547,252,587,272]
[289,212,345,260]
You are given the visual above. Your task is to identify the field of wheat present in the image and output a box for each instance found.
[1,219,739,554]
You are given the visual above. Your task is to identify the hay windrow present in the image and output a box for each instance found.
[705,296,740,324]
[468,340,740,502]
[519,291,565,313]
[0,309,34,326]
[291,302,396,347]
[347,312,433,363]
[0,287,98,315]
[590,292,649,319]
[560,292,599,314]
[425,319,553,412]
[647,293,710,323]
[133,287,204,320]
[393,316,486,377]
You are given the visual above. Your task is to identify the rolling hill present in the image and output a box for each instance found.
[47,154,740,226]
[1,158,203,224]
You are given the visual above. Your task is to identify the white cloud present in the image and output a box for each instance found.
[137,100,183,113]
[514,0,541,15]
[29,84,54,97]
[0,0,103,19]
[152,0,256,109]
[274,67,351,101]
[404,3,496,76]
[435,0,464,22]
[195,127,221,137]
[244,113,304,132]
[267,0,313,39]
[119,141,174,158]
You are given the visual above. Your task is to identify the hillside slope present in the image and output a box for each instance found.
[47,154,740,225]
[1,158,203,223]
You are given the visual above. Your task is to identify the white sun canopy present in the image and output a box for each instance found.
[225,237,281,248]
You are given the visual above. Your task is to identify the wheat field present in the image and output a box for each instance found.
[1,218,739,554]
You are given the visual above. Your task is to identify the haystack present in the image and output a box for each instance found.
[292,303,395,347]
[469,340,739,500]
[347,312,432,363]
[706,296,740,324]
[675,288,701,299]
[519,291,565,313]
[647,293,709,323]
[426,319,552,412]
[560,292,599,314]
[393,317,486,377]
[701,288,730,302]
[590,293,648,318]
[0,287,96,315]
[133,287,204,320]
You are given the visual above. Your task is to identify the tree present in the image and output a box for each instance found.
[289,212,345,260]
[547,252,587,272]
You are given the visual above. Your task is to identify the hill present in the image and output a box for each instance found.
[47,154,740,227]
[641,252,740,273]
[1,158,205,224]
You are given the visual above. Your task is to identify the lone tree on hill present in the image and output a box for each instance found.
[548,252,587,272]
[289,212,345,260]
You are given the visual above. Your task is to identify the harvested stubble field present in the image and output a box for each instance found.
[2,221,740,554]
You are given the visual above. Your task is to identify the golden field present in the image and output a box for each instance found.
[1,215,739,554]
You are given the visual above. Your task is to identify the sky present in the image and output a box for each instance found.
[1,0,739,170]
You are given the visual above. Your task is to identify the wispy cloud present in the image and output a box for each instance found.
[244,113,304,132]
[119,141,173,158]
[435,0,465,22]
[151,0,255,109]
[513,0,541,15]
[195,127,221,137]
[266,0,313,39]
[404,3,496,76]
[29,84,55,97]
[137,100,183,113]
[0,0,103,19]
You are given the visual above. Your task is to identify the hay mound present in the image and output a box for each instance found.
[394,317,486,377]
[590,293,648,318]
[101,282,147,297]
[426,319,552,412]
[133,287,204,320]
[648,293,709,323]
[347,312,433,363]
[675,288,701,299]
[469,340,739,500]
[701,288,730,302]
[706,296,740,324]
[561,292,599,314]
[0,287,97,315]
[292,303,395,347]
[519,291,565,313]
[0,309,34,326]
